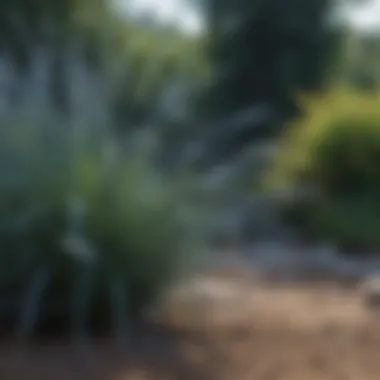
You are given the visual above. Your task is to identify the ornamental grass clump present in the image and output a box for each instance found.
[0,114,209,344]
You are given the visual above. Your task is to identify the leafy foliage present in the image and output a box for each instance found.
[267,89,380,252]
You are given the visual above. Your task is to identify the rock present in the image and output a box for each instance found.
[152,276,254,331]
[360,275,380,308]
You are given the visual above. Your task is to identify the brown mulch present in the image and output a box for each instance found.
[1,270,380,380]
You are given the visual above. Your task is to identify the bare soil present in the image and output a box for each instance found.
[1,269,380,380]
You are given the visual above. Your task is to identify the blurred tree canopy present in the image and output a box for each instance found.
[200,0,339,128]
[0,0,113,70]
[0,0,353,161]
[111,22,208,129]
[0,0,207,131]
[0,0,118,114]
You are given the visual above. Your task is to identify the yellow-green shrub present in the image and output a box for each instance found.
[266,88,380,251]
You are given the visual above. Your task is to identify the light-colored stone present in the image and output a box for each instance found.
[153,276,254,331]
[360,275,380,308]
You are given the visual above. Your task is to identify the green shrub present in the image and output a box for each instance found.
[266,89,380,252]
[0,115,211,341]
